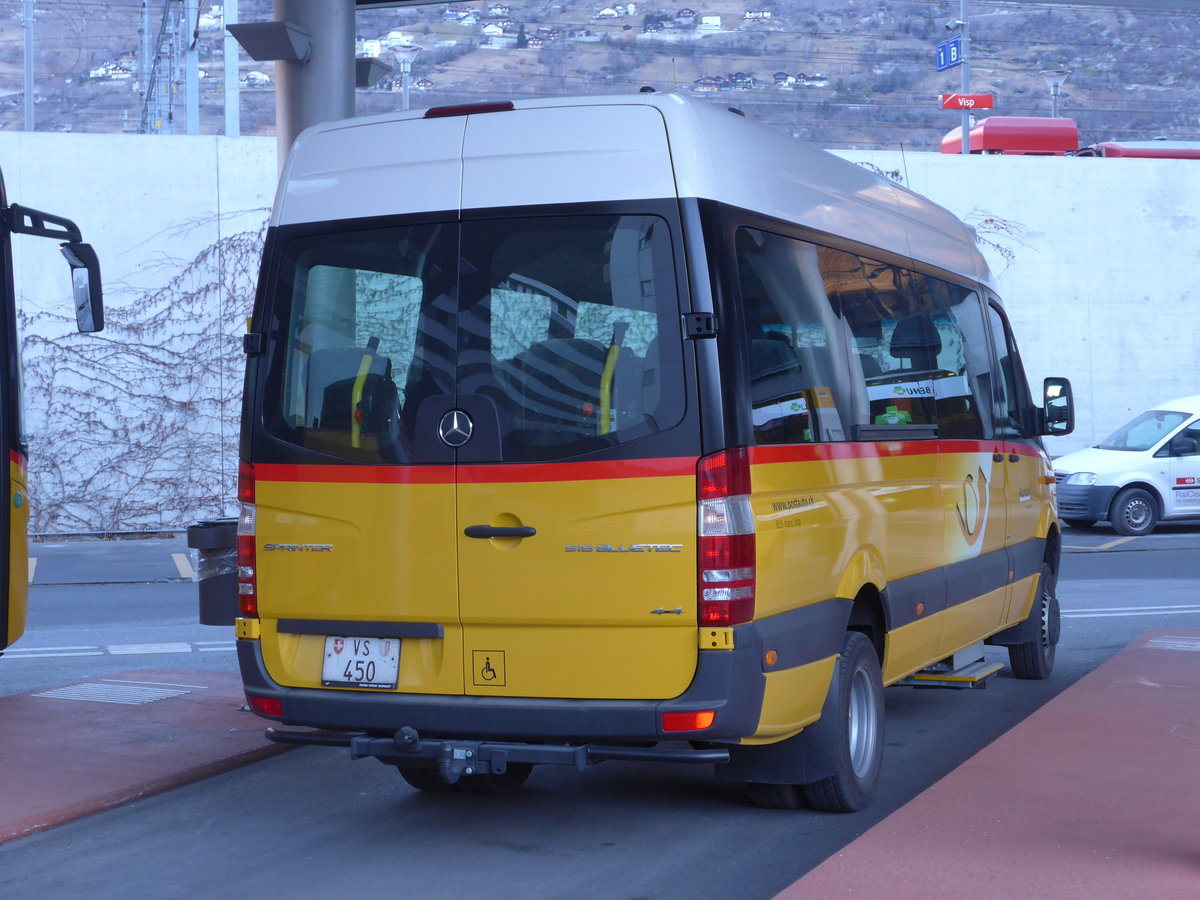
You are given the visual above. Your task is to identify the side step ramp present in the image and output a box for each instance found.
[896,643,1004,689]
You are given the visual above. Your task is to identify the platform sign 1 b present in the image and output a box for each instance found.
[936,37,963,72]
[940,93,994,110]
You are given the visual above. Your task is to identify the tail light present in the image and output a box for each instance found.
[697,448,756,626]
[237,460,258,618]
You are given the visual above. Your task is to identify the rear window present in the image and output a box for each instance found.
[260,214,685,464]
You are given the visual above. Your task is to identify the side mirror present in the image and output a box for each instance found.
[1170,435,1199,457]
[59,241,104,333]
[1042,376,1074,436]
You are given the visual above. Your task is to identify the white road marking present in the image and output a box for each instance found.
[171,552,195,579]
[108,642,201,655]
[1064,607,1200,619]
[27,557,36,583]
[4,641,235,660]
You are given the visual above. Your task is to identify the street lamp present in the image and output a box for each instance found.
[1040,69,1070,118]
[394,46,421,111]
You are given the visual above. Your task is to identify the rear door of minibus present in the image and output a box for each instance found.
[250,210,701,704]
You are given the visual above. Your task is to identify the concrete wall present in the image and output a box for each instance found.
[2,131,1195,528]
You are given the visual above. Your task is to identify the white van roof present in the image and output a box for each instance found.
[273,92,991,287]
[1154,395,1200,415]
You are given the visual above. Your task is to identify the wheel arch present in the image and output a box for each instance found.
[1108,481,1162,518]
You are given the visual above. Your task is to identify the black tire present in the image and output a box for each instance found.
[744,781,805,810]
[397,762,533,794]
[800,631,885,813]
[396,764,456,793]
[454,764,533,794]
[1110,487,1159,536]
[1008,562,1060,680]
[1061,517,1096,529]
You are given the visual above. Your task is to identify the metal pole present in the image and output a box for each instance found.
[274,0,355,169]
[224,0,240,136]
[1051,84,1060,118]
[400,54,412,111]
[23,0,34,132]
[960,0,970,156]
[140,1,153,105]
[185,0,200,135]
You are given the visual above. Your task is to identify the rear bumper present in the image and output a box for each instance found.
[238,634,767,743]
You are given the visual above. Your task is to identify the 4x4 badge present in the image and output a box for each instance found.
[438,409,473,447]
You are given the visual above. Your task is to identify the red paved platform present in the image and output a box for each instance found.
[0,669,287,844]
[782,629,1200,898]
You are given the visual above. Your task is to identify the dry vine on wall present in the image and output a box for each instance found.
[20,218,267,534]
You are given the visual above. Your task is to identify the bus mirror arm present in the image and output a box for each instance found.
[59,241,104,334]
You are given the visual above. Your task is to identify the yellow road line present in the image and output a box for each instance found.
[171,552,195,579]
[1095,536,1137,551]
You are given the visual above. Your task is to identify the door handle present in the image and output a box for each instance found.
[464,525,536,539]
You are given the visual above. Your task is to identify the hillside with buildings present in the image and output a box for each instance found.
[1,1,1198,151]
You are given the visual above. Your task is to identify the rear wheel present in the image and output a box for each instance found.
[454,764,533,794]
[396,762,533,794]
[801,631,885,813]
[744,781,805,810]
[1008,562,1060,680]
[396,764,456,793]
[1110,487,1158,536]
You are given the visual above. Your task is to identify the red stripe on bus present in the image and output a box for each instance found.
[457,457,696,484]
[10,449,27,469]
[255,464,456,485]
[255,457,696,486]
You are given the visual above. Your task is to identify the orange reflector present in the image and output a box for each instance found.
[915,602,925,616]
[661,710,715,732]
[764,650,778,666]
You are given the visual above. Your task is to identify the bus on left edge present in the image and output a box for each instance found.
[0,163,103,656]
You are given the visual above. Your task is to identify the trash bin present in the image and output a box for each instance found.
[187,518,238,626]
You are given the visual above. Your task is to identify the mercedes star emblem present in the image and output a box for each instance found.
[438,409,474,447]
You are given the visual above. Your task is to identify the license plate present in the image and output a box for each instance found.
[322,636,400,689]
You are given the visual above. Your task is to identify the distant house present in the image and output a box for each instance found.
[694,76,719,93]
[774,72,797,87]
[642,21,664,33]
[744,9,771,19]
[482,23,504,37]
[87,63,133,81]
[415,78,434,91]
[595,7,620,17]
[443,5,473,20]
[697,15,723,33]
[676,8,697,20]
[487,3,511,16]
[730,71,757,89]
[527,36,545,49]
[198,6,223,30]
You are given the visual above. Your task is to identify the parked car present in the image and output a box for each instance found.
[1054,394,1200,535]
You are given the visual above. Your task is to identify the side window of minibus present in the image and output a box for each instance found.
[734,228,852,444]
[986,302,1032,437]
[914,277,992,440]
[832,253,938,432]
